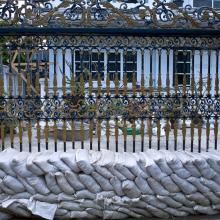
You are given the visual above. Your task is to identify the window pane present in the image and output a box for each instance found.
[108,53,120,61]
[126,51,136,62]
[193,0,212,7]
[110,72,120,81]
[176,74,190,85]
[177,51,190,62]
[176,63,190,73]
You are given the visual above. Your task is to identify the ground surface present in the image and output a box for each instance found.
[1,127,220,152]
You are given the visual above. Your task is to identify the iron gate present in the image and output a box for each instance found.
[0,0,220,153]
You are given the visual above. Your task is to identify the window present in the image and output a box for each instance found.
[193,0,220,8]
[124,51,137,83]
[174,51,191,86]
[75,51,104,81]
[107,52,120,81]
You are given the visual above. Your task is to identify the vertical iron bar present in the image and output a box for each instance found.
[191,50,195,152]
[215,50,219,150]
[166,49,170,150]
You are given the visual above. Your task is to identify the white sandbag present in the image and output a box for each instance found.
[33,152,58,173]
[114,164,135,180]
[32,194,58,203]
[65,171,85,191]
[160,176,180,193]
[75,190,96,200]
[11,192,31,199]
[7,202,31,218]
[142,195,167,209]
[0,170,6,178]
[201,178,220,195]
[26,153,44,176]
[70,211,95,218]
[122,180,141,199]
[178,206,196,215]
[205,191,220,204]
[0,149,17,177]
[94,165,113,179]
[91,172,113,191]
[130,208,152,217]
[97,150,115,168]
[45,172,62,195]
[146,204,169,218]
[0,211,12,220]
[75,150,94,174]
[194,205,219,215]
[139,153,166,181]
[55,208,68,216]
[176,152,201,177]
[17,176,36,195]
[11,152,33,178]
[0,180,15,195]
[79,174,101,193]
[55,172,75,195]
[59,201,84,211]
[48,153,71,172]
[58,193,75,201]
[118,207,142,218]
[191,153,217,179]
[157,195,182,208]
[96,191,116,200]
[171,174,197,194]
[104,210,128,219]
[171,193,196,207]
[200,152,220,175]
[187,176,210,194]
[26,176,50,195]
[164,207,188,217]
[86,208,103,217]
[60,150,80,173]
[108,167,126,181]
[3,176,25,193]
[134,175,154,195]
[80,199,102,210]
[27,198,57,220]
[187,192,210,206]
[109,177,124,196]
[147,177,169,196]
[89,150,101,164]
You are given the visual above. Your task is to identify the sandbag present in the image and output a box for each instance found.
[142,195,167,209]
[26,176,50,195]
[160,176,180,193]
[130,208,152,217]
[60,150,80,173]
[134,175,154,195]
[26,153,44,176]
[75,150,94,174]
[157,195,182,208]
[11,192,31,199]
[17,176,36,195]
[109,177,124,196]
[108,167,126,181]
[147,177,169,196]
[65,171,85,191]
[91,172,113,191]
[32,194,58,203]
[45,172,62,195]
[75,190,96,200]
[171,174,197,194]
[11,152,33,178]
[97,150,115,168]
[201,178,220,195]
[96,191,116,200]
[59,201,83,211]
[7,202,31,218]
[55,172,75,195]
[70,211,95,218]
[103,210,128,219]
[122,180,141,199]
[164,207,188,217]
[0,149,17,177]
[0,180,15,195]
[79,174,101,193]
[0,170,6,179]
[118,207,142,218]
[171,193,196,207]
[48,153,71,172]
[86,208,103,218]
[186,192,210,206]
[146,204,169,218]
[80,199,102,210]
[194,205,219,215]
[187,176,210,194]
[0,211,12,220]
[114,164,135,180]
[3,176,25,193]
[93,165,113,179]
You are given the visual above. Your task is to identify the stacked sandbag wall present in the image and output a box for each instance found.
[0,148,220,219]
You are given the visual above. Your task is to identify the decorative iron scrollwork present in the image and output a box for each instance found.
[0,0,220,29]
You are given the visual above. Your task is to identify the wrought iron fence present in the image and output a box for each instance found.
[0,0,220,153]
